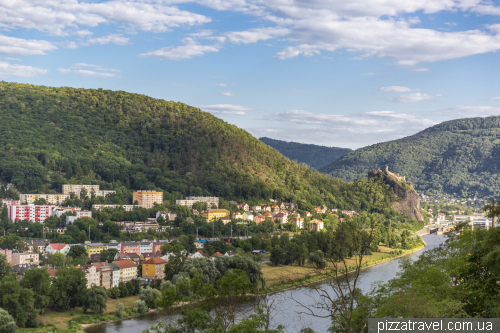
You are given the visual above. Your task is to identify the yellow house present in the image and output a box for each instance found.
[202,209,230,221]
[142,257,167,280]
[86,243,106,257]
[20,194,70,205]
[114,259,138,282]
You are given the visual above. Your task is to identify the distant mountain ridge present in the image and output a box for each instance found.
[259,137,352,169]
[320,116,500,198]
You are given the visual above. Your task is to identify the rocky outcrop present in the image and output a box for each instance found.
[368,166,424,221]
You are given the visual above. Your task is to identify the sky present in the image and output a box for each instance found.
[3,1,500,149]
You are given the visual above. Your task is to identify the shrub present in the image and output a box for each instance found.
[134,300,149,314]
[114,301,125,318]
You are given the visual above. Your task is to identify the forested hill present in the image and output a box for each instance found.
[0,82,404,214]
[320,116,500,198]
[259,137,351,169]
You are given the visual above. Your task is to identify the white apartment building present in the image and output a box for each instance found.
[8,205,56,222]
[176,196,219,209]
[77,210,92,218]
[62,184,115,198]
[139,241,153,254]
[20,194,69,205]
[92,205,139,212]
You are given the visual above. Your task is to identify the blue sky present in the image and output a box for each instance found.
[3,0,500,149]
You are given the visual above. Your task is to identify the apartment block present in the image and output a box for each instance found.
[176,196,219,209]
[20,194,69,205]
[113,259,138,283]
[133,190,163,209]
[8,205,56,222]
[92,205,139,212]
[12,252,39,265]
[62,184,116,198]
[1,199,20,206]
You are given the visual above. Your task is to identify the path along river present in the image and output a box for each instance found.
[85,234,445,333]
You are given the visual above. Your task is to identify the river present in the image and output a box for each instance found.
[85,234,445,333]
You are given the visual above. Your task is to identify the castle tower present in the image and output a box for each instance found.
[383,165,389,173]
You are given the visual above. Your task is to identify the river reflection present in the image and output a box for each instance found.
[85,234,445,333]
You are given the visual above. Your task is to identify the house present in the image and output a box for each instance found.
[121,242,140,254]
[191,251,206,259]
[139,241,153,254]
[251,205,261,212]
[167,211,177,221]
[140,252,163,263]
[210,252,223,260]
[1,199,20,206]
[263,211,274,222]
[115,252,141,264]
[239,203,250,212]
[156,211,167,220]
[113,259,138,283]
[105,240,121,252]
[310,219,324,231]
[46,243,70,255]
[276,201,286,210]
[271,205,280,213]
[142,257,167,280]
[261,205,271,212]
[305,211,312,217]
[224,251,235,257]
[233,211,243,220]
[254,214,265,224]
[47,268,57,277]
[274,212,287,224]
[203,209,230,221]
[242,212,254,222]
[293,218,304,229]
[12,252,39,265]
[11,264,38,281]
[0,249,15,263]
[152,240,169,253]
[219,216,231,225]
[314,207,326,214]
[79,264,100,288]
[26,240,49,255]
[195,241,204,249]
[92,262,113,289]
[86,243,106,257]
[108,262,120,287]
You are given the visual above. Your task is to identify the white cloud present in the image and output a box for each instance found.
[225,27,290,44]
[490,97,500,101]
[0,0,211,35]
[57,68,71,74]
[430,105,500,118]
[140,37,223,60]
[221,91,235,96]
[379,86,419,92]
[72,69,119,78]
[215,83,227,86]
[58,63,120,77]
[201,104,252,115]
[0,35,56,55]
[87,34,130,46]
[4,57,20,61]
[412,67,430,72]
[390,92,438,103]
[74,30,93,38]
[0,61,47,77]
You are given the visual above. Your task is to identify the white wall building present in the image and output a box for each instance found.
[139,241,153,254]
[8,205,57,222]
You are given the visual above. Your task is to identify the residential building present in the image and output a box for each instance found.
[210,252,223,260]
[80,264,100,288]
[86,243,106,257]
[77,210,92,218]
[1,199,20,206]
[8,205,56,222]
[274,212,287,224]
[114,259,138,283]
[62,184,115,198]
[92,205,139,212]
[26,240,49,255]
[232,212,243,220]
[139,241,153,254]
[45,243,70,255]
[92,262,113,289]
[276,201,286,210]
[121,242,140,254]
[20,194,69,205]
[242,212,254,222]
[0,249,15,263]
[203,209,230,221]
[156,211,167,220]
[219,216,231,225]
[254,214,265,224]
[12,252,39,265]
[142,257,167,280]
[109,262,120,287]
[239,203,249,211]
[54,206,81,217]
[12,264,38,281]
[105,240,121,252]
[310,219,324,231]
[132,190,163,209]
[314,207,326,214]
[271,205,280,213]
[140,252,162,263]
[167,211,177,221]
[225,251,235,257]
[251,205,261,212]
[293,218,305,229]
[153,241,169,253]
[263,211,274,222]
[175,196,219,209]
[261,205,271,212]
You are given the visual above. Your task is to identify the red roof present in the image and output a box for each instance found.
[50,243,67,250]
[210,252,223,257]
[144,257,167,264]
[114,259,138,269]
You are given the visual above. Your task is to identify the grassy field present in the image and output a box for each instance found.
[261,245,417,287]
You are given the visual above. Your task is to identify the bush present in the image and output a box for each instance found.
[0,309,17,333]
[114,301,125,318]
[139,287,162,309]
[109,287,120,299]
[134,300,149,314]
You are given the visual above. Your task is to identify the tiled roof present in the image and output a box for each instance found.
[113,259,138,269]
[144,257,167,264]
[49,243,68,250]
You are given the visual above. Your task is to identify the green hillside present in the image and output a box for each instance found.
[0,82,402,214]
[259,137,351,169]
[320,116,500,198]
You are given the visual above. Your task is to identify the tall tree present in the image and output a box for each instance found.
[20,268,51,313]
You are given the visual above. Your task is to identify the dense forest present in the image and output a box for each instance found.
[320,116,500,198]
[0,81,403,215]
[259,137,351,170]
